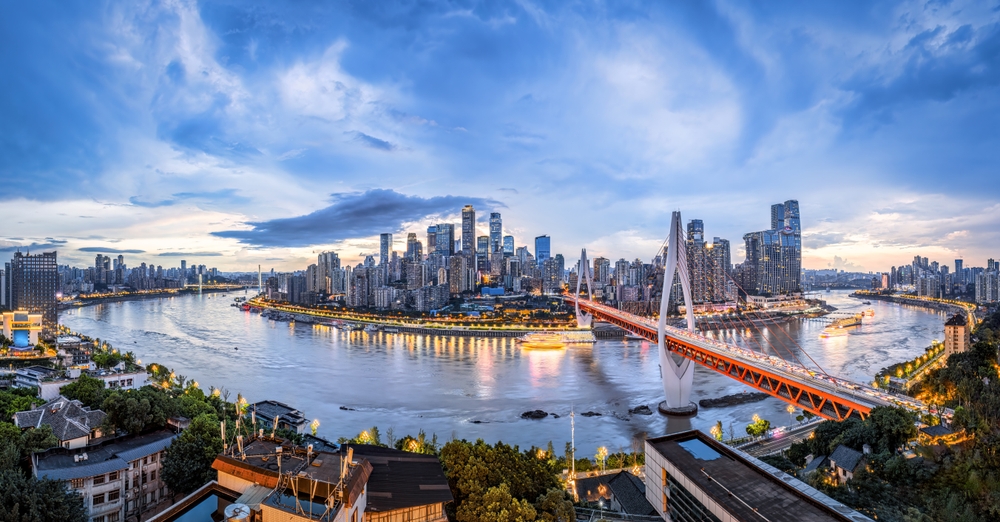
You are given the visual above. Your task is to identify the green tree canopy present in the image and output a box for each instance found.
[161,413,223,495]
[0,469,87,522]
[59,375,107,410]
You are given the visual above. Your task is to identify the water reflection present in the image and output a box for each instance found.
[60,291,945,456]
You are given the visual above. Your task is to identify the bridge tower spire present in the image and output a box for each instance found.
[658,211,698,415]
[575,248,594,328]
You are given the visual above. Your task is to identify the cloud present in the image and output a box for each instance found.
[350,131,396,151]
[213,189,503,247]
[158,252,224,257]
[130,189,250,208]
[78,247,146,254]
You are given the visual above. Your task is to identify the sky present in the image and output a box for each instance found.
[2,0,999,273]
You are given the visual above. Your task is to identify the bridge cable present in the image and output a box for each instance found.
[725,273,830,376]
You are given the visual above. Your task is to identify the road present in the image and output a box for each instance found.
[742,421,822,457]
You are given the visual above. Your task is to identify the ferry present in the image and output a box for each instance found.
[820,313,863,339]
[517,331,596,349]
[862,308,875,318]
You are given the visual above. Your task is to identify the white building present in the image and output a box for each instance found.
[40,369,149,401]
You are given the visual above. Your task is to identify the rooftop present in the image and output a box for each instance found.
[252,400,306,423]
[13,395,105,442]
[829,445,865,473]
[34,430,177,481]
[344,444,453,512]
[648,431,872,522]
[945,314,967,327]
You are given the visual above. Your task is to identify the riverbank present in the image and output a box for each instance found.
[851,292,976,322]
[251,298,581,337]
[60,287,246,310]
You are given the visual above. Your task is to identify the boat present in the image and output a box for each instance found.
[862,308,875,318]
[518,333,566,350]
[820,313,863,338]
[517,331,596,345]
[862,301,871,305]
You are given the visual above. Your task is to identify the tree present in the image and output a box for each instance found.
[0,470,88,522]
[457,483,537,522]
[102,387,175,435]
[745,415,772,439]
[161,413,223,495]
[595,446,608,473]
[59,375,107,410]
[534,487,575,522]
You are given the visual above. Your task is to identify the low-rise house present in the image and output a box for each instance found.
[32,430,177,522]
[828,445,866,485]
[799,454,829,480]
[251,400,308,434]
[13,395,106,449]
[573,471,657,517]
[919,424,962,445]
[40,369,149,401]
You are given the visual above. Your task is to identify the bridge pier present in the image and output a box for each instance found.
[657,211,699,416]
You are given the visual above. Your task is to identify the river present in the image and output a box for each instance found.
[59,290,947,456]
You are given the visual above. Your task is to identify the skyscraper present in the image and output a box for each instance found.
[435,224,455,256]
[476,235,489,272]
[426,226,437,254]
[9,251,58,331]
[534,235,551,267]
[379,233,393,266]
[489,212,502,253]
[461,205,476,257]
[743,200,802,295]
[502,235,514,256]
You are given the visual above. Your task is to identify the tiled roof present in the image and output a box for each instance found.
[13,396,105,443]
[829,445,865,473]
[945,314,967,326]
[345,444,453,512]
[919,425,953,438]
[607,471,657,516]
[34,430,176,481]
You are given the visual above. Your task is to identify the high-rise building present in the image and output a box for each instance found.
[686,220,711,303]
[406,234,422,261]
[742,200,802,295]
[9,251,58,332]
[435,224,455,256]
[379,233,393,266]
[954,259,964,285]
[461,205,476,257]
[502,235,514,256]
[534,235,551,267]
[476,235,489,272]
[426,226,437,254]
[489,212,502,253]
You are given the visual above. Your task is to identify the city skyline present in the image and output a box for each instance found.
[3,2,1000,272]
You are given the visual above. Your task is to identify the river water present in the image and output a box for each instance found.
[60,291,946,456]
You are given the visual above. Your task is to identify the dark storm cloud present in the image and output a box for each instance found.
[843,22,1000,123]
[212,189,503,247]
[78,247,146,254]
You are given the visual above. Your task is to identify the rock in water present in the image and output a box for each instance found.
[581,411,602,417]
[629,405,653,416]
[521,410,548,420]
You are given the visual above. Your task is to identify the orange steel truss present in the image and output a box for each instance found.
[578,301,869,421]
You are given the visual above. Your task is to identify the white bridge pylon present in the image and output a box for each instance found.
[575,248,595,328]
[658,211,697,411]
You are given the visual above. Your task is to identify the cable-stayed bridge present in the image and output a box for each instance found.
[567,211,932,421]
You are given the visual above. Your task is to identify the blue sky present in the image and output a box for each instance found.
[2,0,999,272]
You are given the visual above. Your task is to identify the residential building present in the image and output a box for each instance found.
[944,314,970,357]
[32,430,177,522]
[345,444,453,522]
[573,470,657,517]
[828,445,867,485]
[211,437,371,522]
[14,365,58,389]
[252,400,308,434]
[14,395,106,449]
[41,369,150,401]
[7,251,59,332]
[742,200,802,295]
[644,430,872,522]
[461,205,476,258]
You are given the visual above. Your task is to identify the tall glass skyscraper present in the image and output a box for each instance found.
[502,235,514,256]
[461,205,476,257]
[379,233,393,266]
[742,200,801,295]
[534,235,551,267]
[489,212,502,253]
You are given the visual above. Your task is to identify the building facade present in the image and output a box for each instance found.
[7,251,59,332]
[742,200,802,295]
